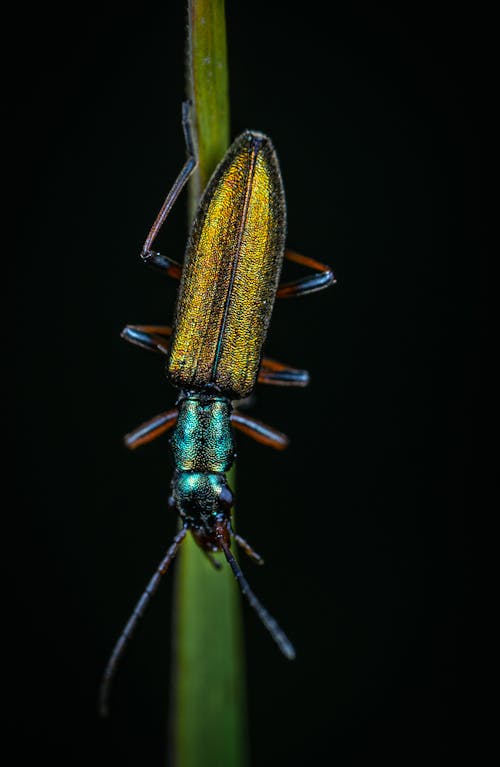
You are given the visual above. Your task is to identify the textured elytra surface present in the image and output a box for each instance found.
[167,131,286,398]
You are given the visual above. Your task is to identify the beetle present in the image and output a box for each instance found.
[99,102,335,715]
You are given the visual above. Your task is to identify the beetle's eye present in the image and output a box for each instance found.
[218,484,233,509]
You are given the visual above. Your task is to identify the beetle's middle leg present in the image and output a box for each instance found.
[258,356,310,387]
[141,101,198,278]
[121,324,172,355]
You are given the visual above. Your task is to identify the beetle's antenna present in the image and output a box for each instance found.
[220,542,296,660]
[98,526,187,717]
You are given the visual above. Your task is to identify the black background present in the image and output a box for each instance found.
[4,2,483,765]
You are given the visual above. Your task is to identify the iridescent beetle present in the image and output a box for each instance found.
[99,103,335,715]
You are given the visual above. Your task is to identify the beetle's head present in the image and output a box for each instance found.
[170,471,233,550]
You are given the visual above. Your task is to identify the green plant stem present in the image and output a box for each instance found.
[171,3,247,766]
[186,0,230,210]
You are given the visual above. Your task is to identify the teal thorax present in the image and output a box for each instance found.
[170,394,235,549]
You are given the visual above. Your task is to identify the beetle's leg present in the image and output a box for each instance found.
[124,409,178,450]
[277,249,336,298]
[230,529,264,565]
[141,101,198,274]
[230,412,289,451]
[142,253,183,279]
[204,552,222,570]
[121,324,173,355]
[259,356,310,387]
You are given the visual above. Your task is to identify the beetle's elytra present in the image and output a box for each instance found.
[169,131,286,399]
[99,103,335,716]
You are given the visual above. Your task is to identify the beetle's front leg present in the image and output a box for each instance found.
[124,408,179,449]
[204,552,223,571]
[229,526,264,565]
[230,412,289,451]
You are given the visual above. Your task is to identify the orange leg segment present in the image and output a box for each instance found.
[231,411,289,451]
[259,356,309,387]
[121,324,173,355]
[141,253,182,279]
[124,408,178,450]
[277,248,336,298]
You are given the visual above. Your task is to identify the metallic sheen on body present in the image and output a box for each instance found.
[167,131,286,398]
[171,395,234,472]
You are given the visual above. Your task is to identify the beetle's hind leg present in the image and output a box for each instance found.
[277,249,336,298]
[141,101,198,276]
[141,253,183,279]
[121,324,172,355]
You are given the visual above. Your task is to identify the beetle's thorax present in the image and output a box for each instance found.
[171,394,234,472]
[170,394,234,549]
